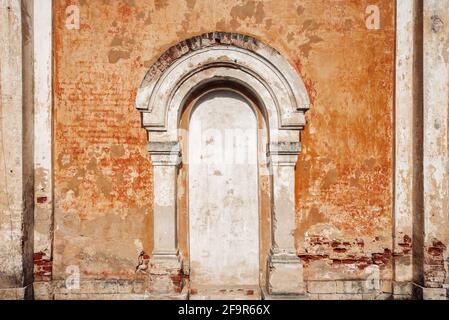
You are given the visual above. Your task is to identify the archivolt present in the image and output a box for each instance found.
[136,32,310,136]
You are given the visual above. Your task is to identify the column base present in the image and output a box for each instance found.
[0,285,33,300]
[392,281,413,300]
[413,283,448,300]
[267,252,305,296]
[148,253,185,296]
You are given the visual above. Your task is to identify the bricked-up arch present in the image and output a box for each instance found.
[136,32,310,136]
[135,32,310,299]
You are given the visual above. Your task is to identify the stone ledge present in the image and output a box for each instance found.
[148,141,181,154]
[268,142,301,155]
[305,280,396,299]
[146,285,188,300]
[307,281,337,294]
[306,293,392,300]
[33,279,147,300]
[27,281,449,300]
[54,293,152,300]
[261,287,308,300]
[32,279,190,300]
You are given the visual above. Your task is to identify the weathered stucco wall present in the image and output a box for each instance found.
[52,0,395,290]
[292,1,395,286]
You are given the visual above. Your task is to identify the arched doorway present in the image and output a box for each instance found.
[188,90,260,294]
[135,32,310,299]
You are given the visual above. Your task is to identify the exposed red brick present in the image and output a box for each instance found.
[299,254,329,264]
[36,196,48,204]
[34,251,53,281]
[356,239,365,248]
[331,241,341,248]
[190,288,198,295]
[355,256,373,270]
[424,240,447,288]
[372,249,392,267]
[332,259,357,265]
[427,241,445,256]
[398,235,412,254]
[142,32,264,86]
[33,251,45,261]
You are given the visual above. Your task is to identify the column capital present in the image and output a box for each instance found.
[267,141,301,165]
[148,141,181,166]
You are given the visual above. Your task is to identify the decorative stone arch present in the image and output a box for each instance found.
[135,32,310,299]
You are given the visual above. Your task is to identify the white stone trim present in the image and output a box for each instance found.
[423,0,449,245]
[136,45,310,133]
[394,0,416,286]
[0,0,34,296]
[33,0,53,264]
[422,0,449,294]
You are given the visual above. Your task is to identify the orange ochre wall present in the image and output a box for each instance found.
[53,0,395,281]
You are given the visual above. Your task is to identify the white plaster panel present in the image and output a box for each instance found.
[189,91,259,287]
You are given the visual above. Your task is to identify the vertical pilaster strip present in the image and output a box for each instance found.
[0,0,34,299]
[149,141,181,256]
[270,142,301,254]
[33,0,53,286]
[394,0,417,298]
[147,141,185,297]
[267,141,305,296]
[422,0,449,300]
[21,0,35,297]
